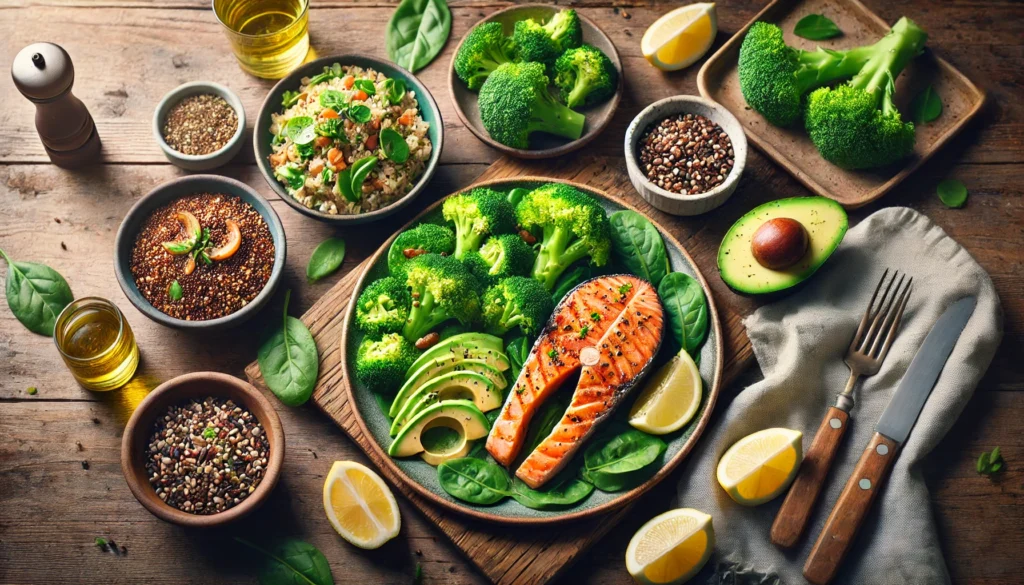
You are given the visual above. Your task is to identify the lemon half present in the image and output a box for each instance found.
[629,349,702,435]
[716,428,802,506]
[642,3,718,71]
[626,508,715,585]
[323,461,401,549]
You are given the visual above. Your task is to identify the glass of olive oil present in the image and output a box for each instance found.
[213,0,310,79]
[53,298,139,392]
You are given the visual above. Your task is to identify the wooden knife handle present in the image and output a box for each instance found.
[770,406,850,548]
[803,432,899,585]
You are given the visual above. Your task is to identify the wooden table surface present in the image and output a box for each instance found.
[1,1,1021,583]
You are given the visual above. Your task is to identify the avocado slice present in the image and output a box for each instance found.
[390,356,507,418]
[388,399,489,458]
[406,332,505,377]
[390,371,501,436]
[718,197,848,295]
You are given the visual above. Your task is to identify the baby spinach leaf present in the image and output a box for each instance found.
[383,78,407,105]
[350,155,379,198]
[794,14,841,40]
[524,392,571,454]
[258,290,319,407]
[308,63,344,86]
[345,104,372,124]
[380,128,410,164]
[505,336,530,375]
[307,238,346,282]
[583,429,666,475]
[318,90,347,110]
[937,179,968,208]
[437,457,510,505]
[285,116,316,145]
[911,85,942,124]
[580,460,660,492]
[386,0,451,73]
[551,265,592,304]
[236,537,334,585]
[659,272,708,355]
[353,79,377,96]
[0,248,73,336]
[510,477,593,510]
[609,210,669,287]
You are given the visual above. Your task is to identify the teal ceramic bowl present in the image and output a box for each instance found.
[114,175,286,331]
[254,55,444,225]
[341,178,724,524]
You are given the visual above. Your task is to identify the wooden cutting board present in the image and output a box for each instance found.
[245,155,756,585]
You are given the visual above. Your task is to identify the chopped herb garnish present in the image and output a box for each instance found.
[95,537,108,549]
[977,447,1005,476]
[203,426,217,439]
[590,311,601,321]
[321,168,335,184]
[315,118,345,140]
[579,326,590,339]
[547,349,557,359]
[618,283,633,296]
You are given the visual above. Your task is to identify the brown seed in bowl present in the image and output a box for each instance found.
[751,218,809,270]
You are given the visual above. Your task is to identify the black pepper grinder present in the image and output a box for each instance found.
[12,42,101,168]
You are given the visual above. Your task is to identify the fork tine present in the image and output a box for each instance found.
[859,272,904,352]
[869,277,912,358]
[850,269,890,352]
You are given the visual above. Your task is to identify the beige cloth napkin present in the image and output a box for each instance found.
[674,207,1003,584]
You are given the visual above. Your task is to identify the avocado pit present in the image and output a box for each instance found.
[751,217,808,270]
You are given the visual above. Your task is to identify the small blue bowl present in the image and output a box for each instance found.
[254,55,444,225]
[114,175,286,331]
[154,82,246,171]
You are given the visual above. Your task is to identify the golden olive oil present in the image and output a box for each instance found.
[54,298,139,391]
[214,0,310,79]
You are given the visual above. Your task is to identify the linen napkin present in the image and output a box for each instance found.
[673,207,1003,585]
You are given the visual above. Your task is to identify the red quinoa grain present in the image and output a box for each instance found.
[638,113,734,195]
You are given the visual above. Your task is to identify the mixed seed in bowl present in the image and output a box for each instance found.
[637,113,735,195]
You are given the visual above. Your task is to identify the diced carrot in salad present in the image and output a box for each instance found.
[269,151,288,167]
[315,135,331,148]
[321,108,339,119]
[342,75,355,89]
[352,90,368,102]
[398,110,416,125]
[308,159,325,176]
[327,148,346,169]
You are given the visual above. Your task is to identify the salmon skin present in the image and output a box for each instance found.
[485,275,664,489]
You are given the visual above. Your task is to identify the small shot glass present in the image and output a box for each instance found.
[54,297,140,392]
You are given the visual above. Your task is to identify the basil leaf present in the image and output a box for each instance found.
[386,0,452,73]
[257,290,319,407]
[659,272,708,355]
[285,116,316,145]
[308,62,344,86]
[609,210,669,287]
[1,249,73,336]
[380,128,410,163]
[235,537,334,585]
[353,79,377,96]
[345,104,372,124]
[583,429,666,475]
[510,477,593,510]
[307,237,346,282]
[168,280,183,301]
[348,155,378,200]
[383,78,407,105]
[281,90,301,108]
[794,14,842,40]
[551,264,592,304]
[437,457,510,505]
[937,179,968,208]
[319,89,347,110]
[911,85,942,124]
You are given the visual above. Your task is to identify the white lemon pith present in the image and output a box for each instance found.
[629,349,702,435]
[642,3,718,71]
[323,461,401,549]
[716,428,802,506]
[626,508,714,585]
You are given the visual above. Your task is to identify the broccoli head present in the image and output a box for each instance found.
[478,62,586,149]
[462,233,535,285]
[455,22,517,90]
[355,333,420,393]
[355,276,411,337]
[402,254,482,342]
[516,183,611,290]
[553,44,618,110]
[482,276,555,337]
[513,9,583,66]
[387,223,456,277]
[442,188,517,259]
[804,17,926,169]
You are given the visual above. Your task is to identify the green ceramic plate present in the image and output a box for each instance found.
[342,178,723,524]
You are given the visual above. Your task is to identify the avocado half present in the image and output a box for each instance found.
[717,197,848,295]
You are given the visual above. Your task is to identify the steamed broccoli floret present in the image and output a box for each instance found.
[513,9,583,66]
[553,44,618,110]
[516,183,611,290]
[355,276,411,337]
[455,22,517,90]
[387,223,456,277]
[402,254,482,342]
[462,233,535,285]
[478,62,586,149]
[804,17,926,169]
[355,333,419,393]
[738,21,879,127]
[442,188,517,259]
[482,276,555,336]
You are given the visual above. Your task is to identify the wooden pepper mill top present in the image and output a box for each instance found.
[12,42,101,168]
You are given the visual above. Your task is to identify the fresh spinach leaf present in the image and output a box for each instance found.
[308,63,344,86]
[386,0,452,73]
[380,128,410,163]
[911,85,942,124]
[315,119,346,140]
[794,14,841,40]
[276,164,306,192]
[353,79,377,96]
[551,265,592,304]
[437,457,510,505]
[337,156,378,203]
[307,238,346,282]
[285,116,316,145]
[0,248,73,336]
[580,461,658,492]
[609,210,669,287]
[236,537,334,585]
[383,78,407,105]
[318,89,347,110]
[510,477,593,510]
[583,429,666,475]
[345,104,372,124]
[524,393,571,454]
[505,336,530,375]
[659,272,708,355]
[257,290,319,407]
[937,179,968,209]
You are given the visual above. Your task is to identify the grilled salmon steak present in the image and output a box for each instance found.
[485,275,664,488]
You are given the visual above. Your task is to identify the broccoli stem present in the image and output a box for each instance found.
[566,76,593,110]
[792,45,877,93]
[453,218,486,259]
[848,17,927,103]
[402,289,448,340]
[530,94,586,140]
[532,225,591,289]
[499,299,524,331]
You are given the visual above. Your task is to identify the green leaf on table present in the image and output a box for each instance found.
[307,238,347,282]
[436,457,510,505]
[911,85,943,124]
[258,290,319,407]
[609,210,669,287]
[236,537,334,585]
[937,179,968,208]
[794,14,842,40]
[976,446,1004,476]
[386,0,452,73]
[1,248,73,336]
[658,272,709,355]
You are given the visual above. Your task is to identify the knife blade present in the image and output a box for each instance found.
[804,295,977,585]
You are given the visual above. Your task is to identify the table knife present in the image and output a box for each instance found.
[803,296,977,585]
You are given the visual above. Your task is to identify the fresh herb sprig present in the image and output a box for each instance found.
[977,447,1005,476]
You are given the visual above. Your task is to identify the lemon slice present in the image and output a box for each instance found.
[642,3,718,71]
[323,461,401,549]
[716,428,802,506]
[626,508,714,585]
[629,349,702,435]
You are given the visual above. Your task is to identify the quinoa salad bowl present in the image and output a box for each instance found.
[255,55,443,225]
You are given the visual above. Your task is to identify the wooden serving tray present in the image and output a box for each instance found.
[697,0,986,208]
[245,156,754,584]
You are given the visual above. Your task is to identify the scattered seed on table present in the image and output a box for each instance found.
[637,113,734,196]
[81,460,89,470]
[162,94,238,155]
[26,386,37,395]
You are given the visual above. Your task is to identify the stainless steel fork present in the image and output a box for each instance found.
[771,270,912,548]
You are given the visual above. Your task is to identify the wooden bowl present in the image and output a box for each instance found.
[121,372,285,527]
[448,5,622,159]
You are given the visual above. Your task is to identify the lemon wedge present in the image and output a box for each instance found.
[716,428,802,506]
[626,508,715,585]
[642,3,718,71]
[629,349,702,435]
[323,461,401,549]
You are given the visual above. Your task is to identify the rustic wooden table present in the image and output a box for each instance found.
[1,1,1021,583]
